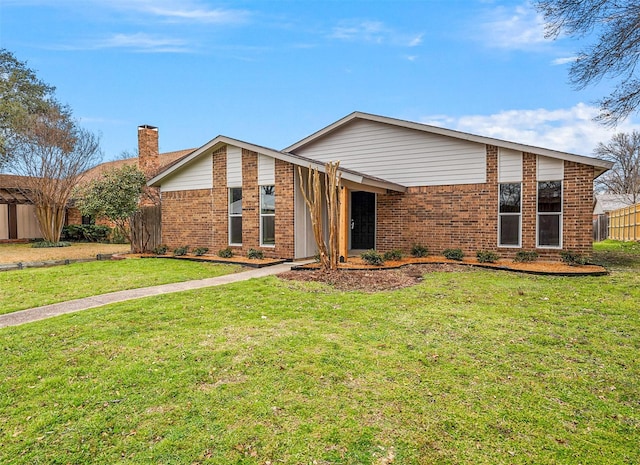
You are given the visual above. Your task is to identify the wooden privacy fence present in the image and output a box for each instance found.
[608,203,640,241]
[593,214,608,242]
[130,205,161,252]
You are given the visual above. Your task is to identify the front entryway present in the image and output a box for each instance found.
[350,191,375,249]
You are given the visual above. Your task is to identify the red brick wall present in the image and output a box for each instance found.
[376,146,594,260]
[161,188,214,249]
[161,147,296,259]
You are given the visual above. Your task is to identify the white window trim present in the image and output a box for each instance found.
[497,182,522,248]
[260,185,275,248]
[536,180,563,249]
[229,187,242,246]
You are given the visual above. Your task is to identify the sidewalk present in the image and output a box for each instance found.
[0,262,297,329]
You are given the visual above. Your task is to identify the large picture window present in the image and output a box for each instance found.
[229,187,242,245]
[499,183,521,246]
[260,185,275,246]
[537,181,562,247]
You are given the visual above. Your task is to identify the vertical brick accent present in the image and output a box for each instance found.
[241,149,260,254]
[212,146,228,252]
[562,161,595,256]
[521,152,537,251]
[274,159,295,259]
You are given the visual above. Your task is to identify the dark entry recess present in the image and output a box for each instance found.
[8,204,17,239]
[350,191,375,249]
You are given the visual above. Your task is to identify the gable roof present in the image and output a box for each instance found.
[148,135,406,192]
[285,111,614,177]
[594,193,638,214]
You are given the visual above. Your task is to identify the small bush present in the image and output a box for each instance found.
[361,249,384,266]
[110,228,128,244]
[411,244,429,258]
[560,250,588,266]
[218,247,233,258]
[383,249,403,261]
[476,250,500,263]
[247,248,264,260]
[31,241,71,248]
[61,224,110,243]
[152,244,169,255]
[443,248,464,261]
[173,245,189,257]
[193,247,209,257]
[514,250,538,263]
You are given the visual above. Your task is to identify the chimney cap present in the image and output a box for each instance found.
[138,125,158,131]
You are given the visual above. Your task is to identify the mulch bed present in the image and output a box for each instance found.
[125,253,285,268]
[279,263,469,292]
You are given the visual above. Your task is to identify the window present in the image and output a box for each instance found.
[537,181,562,247]
[499,183,521,246]
[229,187,242,245]
[260,185,275,246]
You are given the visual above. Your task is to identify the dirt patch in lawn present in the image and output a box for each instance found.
[0,243,131,265]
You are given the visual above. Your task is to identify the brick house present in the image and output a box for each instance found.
[148,112,613,261]
[0,174,42,241]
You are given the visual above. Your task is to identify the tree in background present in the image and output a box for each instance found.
[75,164,148,250]
[594,131,640,204]
[535,1,640,126]
[11,107,102,243]
[0,48,60,170]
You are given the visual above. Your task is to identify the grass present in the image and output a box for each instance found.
[0,258,241,314]
[0,243,638,463]
[592,239,640,270]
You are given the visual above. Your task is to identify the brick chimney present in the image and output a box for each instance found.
[137,125,159,179]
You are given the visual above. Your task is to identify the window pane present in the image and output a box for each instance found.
[260,185,275,214]
[262,215,275,245]
[500,183,521,213]
[499,215,520,246]
[538,181,562,213]
[539,214,560,246]
[230,216,242,244]
[230,188,242,215]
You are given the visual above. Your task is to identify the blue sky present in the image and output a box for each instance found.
[2,0,638,162]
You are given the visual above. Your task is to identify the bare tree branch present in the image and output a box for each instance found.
[594,131,640,203]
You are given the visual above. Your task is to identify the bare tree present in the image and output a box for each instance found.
[298,161,342,271]
[594,131,640,203]
[535,1,640,126]
[11,108,102,242]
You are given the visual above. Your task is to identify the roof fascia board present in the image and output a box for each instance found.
[284,111,614,171]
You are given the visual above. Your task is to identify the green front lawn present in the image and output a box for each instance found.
[0,258,241,314]
[1,260,638,463]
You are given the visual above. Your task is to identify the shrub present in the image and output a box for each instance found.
[193,247,209,257]
[61,224,110,243]
[411,244,429,258]
[247,248,264,260]
[476,250,500,263]
[443,248,464,261]
[361,249,384,266]
[110,227,128,244]
[383,249,403,261]
[218,247,233,258]
[514,250,538,263]
[31,241,71,248]
[173,245,189,257]
[152,244,169,255]
[560,250,589,266]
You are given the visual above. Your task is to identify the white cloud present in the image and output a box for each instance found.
[329,20,423,47]
[552,56,578,65]
[478,3,549,50]
[421,104,640,156]
[87,33,191,53]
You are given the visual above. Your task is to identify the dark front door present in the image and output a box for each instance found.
[351,191,375,249]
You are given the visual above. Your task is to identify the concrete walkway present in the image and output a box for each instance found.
[0,262,297,329]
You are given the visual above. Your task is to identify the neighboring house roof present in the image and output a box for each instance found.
[285,111,614,177]
[594,193,638,215]
[147,135,406,192]
[81,148,196,183]
[0,174,34,204]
